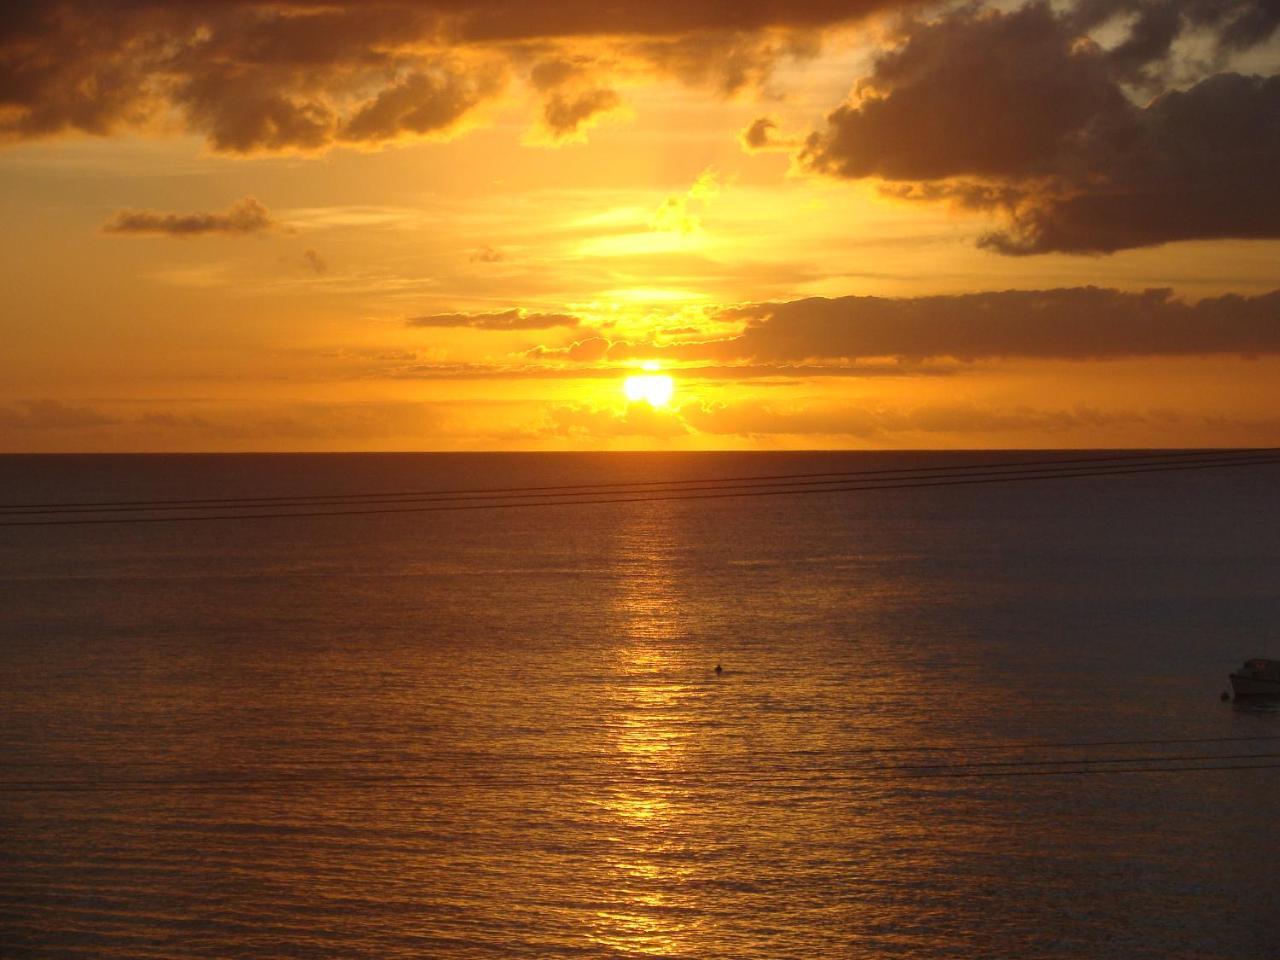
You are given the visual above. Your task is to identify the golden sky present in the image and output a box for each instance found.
[2,0,1279,451]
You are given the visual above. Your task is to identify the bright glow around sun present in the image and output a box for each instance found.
[623,372,675,408]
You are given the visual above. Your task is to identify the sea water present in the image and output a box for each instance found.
[1,452,1277,958]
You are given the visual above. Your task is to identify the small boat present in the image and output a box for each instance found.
[1229,658,1280,698]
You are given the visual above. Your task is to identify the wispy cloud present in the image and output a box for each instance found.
[102,196,281,237]
[407,309,581,331]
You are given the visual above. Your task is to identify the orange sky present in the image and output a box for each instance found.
[2,0,1279,451]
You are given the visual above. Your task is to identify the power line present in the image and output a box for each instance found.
[2,452,1277,528]
[3,449,1277,517]
[2,447,1275,514]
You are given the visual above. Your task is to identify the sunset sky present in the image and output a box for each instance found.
[2,0,1279,451]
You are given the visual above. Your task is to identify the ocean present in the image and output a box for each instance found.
[1,451,1277,959]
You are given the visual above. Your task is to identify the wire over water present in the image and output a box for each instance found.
[2,450,1277,527]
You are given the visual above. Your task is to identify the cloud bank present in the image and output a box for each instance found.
[521,286,1280,365]
[0,0,903,153]
[708,287,1280,361]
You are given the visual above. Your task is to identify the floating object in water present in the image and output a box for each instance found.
[1229,658,1280,699]
[714,664,722,675]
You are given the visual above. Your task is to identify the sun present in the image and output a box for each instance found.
[623,369,675,408]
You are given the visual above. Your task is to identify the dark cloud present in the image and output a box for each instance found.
[341,66,506,144]
[529,58,588,91]
[176,68,338,153]
[802,5,1129,182]
[630,28,823,96]
[526,57,621,140]
[742,116,776,148]
[981,73,1280,254]
[800,2,1280,253]
[470,287,1280,367]
[0,0,906,152]
[705,287,1280,362]
[432,1,902,42]
[542,88,622,138]
[302,248,327,273]
[407,309,581,330]
[1068,0,1280,76]
[739,116,799,151]
[102,196,279,237]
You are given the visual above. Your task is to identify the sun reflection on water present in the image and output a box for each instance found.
[585,501,697,956]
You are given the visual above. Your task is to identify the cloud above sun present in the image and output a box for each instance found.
[503,287,1280,370]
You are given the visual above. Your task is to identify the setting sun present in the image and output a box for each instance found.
[623,373,675,408]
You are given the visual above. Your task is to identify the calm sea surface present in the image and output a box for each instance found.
[1,452,1277,959]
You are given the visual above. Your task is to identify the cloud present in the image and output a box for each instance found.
[102,197,280,237]
[525,335,614,362]
[739,116,799,151]
[547,402,689,438]
[566,336,613,362]
[1066,0,1280,80]
[0,400,118,430]
[525,57,623,142]
[538,396,1151,441]
[668,287,1280,363]
[442,2,902,42]
[340,65,507,145]
[0,1,907,153]
[981,73,1280,255]
[389,356,950,381]
[408,285,1280,369]
[801,5,1127,182]
[470,245,505,263]
[302,248,327,273]
[629,28,824,96]
[542,88,623,139]
[800,2,1280,253]
[0,7,506,152]
[406,309,581,330]
[681,399,1147,437]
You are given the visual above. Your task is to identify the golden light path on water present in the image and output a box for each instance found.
[594,500,693,955]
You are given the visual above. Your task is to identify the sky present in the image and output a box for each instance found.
[2,0,1279,451]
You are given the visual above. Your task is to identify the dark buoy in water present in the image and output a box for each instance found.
[714,664,723,675]
[1220,691,1231,702]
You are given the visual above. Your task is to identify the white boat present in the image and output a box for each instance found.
[1229,658,1280,698]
